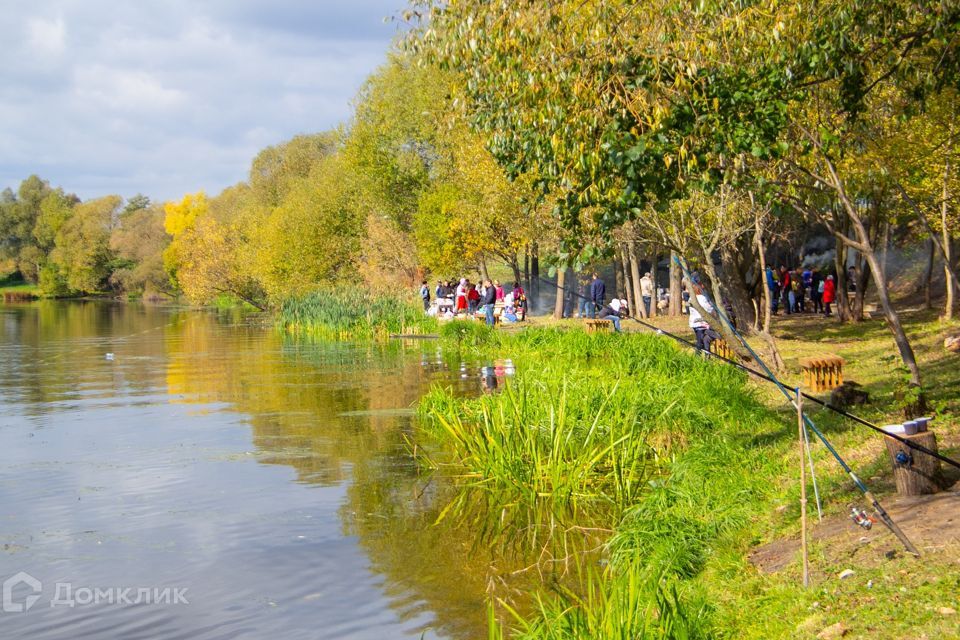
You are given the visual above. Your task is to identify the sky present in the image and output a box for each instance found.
[0,0,405,203]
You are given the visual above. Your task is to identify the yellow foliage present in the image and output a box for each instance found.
[163,192,208,236]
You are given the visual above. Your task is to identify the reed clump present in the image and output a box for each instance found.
[278,288,437,340]
[418,327,791,639]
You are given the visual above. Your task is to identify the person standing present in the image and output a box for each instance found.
[688,285,716,354]
[810,268,823,314]
[511,282,526,320]
[779,266,792,315]
[467,283,480,314]
[455,278,468,315]
[419,280,430,311]
[765,266,778,315]
[578,276,591,318]
[640,271,654,316]
[589,272,605,319]
[481,279,497,326]
[494,280,505,301]
[822,275,836,317]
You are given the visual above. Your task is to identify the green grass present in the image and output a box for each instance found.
[0,273,40,295]
[416,328,800,638]
[277,288,438,340]
[415,322,960,638]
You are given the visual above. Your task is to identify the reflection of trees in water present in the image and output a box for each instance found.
[167,318,520,637]
[2,304,598,639]
[165,316,436,485]
[0,300,180,410]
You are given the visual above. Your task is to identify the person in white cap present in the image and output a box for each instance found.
[597,298,626,332]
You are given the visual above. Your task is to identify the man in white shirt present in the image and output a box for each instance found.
[640,272,654,316]
[688,285,716,353]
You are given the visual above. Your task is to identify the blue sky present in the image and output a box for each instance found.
[0,1,405,203]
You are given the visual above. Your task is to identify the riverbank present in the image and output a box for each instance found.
[417,318,960,639]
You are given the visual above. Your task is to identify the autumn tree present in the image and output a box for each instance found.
[109,201,173,297]
[47,195,121,294]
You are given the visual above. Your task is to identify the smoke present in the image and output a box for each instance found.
[802,249,835,268]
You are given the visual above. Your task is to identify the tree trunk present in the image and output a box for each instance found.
[754,214,785,372]
[923,238,934,310]
[944,160,956,321]
[530,243,540,312]
[479,258,490,283]
[852,252,871,322]
[830,171,922,387]
[884,432,941,496]
[833,231,851,322]
[510,256,522,289]
[719,243,755,334]
[554,267,566,320]
[669,250,682,316]
[628,239,646,319]
[523,245,530,293]
[620,245,635,319]
[614,252,624,302]
[648,249,658,318]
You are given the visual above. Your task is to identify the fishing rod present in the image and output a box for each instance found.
[673,256,920,556]
[539,273,960,472]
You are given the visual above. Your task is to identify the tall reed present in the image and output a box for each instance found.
[416,327,791,639]
[278,288,437,340]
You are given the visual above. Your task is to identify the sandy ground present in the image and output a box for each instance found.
[751,484,960,574]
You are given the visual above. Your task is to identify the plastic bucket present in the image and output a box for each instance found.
[916,417,932,432]
[903,421,919,436]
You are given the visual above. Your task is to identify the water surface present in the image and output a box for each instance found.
[0,301,495,639]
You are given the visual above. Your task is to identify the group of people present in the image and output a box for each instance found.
[567,272,662,320]
[419,278,528,325]
[766,266,837,317]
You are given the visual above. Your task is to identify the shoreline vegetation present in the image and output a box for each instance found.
[414,319,960,639]
[278,289,438,340]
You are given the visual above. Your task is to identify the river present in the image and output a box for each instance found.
[0,301,498,640]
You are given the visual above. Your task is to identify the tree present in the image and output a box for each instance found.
[109,204,173,297]
[256,155,364,301]
[0,175,53,280]
[34,190,78,252]
[49,195,121,294]
[165,188,266,309]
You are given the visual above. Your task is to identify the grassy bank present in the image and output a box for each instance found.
[277,288,437,340]
[416,325,960,639]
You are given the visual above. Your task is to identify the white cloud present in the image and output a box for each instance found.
[0,1,402,202]
[73,66,186,112]
[26,15,66,56]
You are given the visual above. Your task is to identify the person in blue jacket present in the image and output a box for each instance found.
[589,272,605,318]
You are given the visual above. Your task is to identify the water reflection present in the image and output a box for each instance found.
[0,301,519,640]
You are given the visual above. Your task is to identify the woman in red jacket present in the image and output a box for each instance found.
[822,275,836,317]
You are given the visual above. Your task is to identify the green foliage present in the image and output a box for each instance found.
[278,288,438,340]
[415,327,788,638]
[49,195,121,294]
[109,204,173,296]
[437,318,498,349]
[37,262,72,297]
[494,565,713,640]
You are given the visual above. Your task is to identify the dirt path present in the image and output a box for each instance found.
[751,485,960,574]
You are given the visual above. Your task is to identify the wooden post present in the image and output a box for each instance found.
[884,432,941,496]
[797,388,809,588]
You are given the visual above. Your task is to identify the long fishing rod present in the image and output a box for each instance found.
[673,256,920,556]
[539,273,960,471]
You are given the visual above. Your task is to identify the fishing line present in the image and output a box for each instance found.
[537,273,960,472]
[673,256,919,556]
